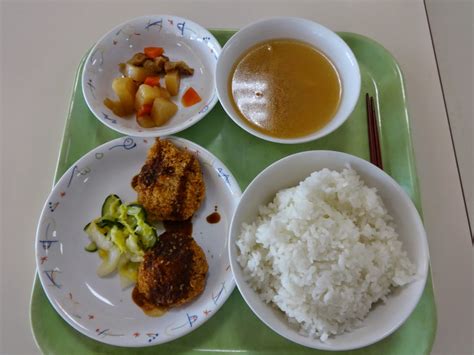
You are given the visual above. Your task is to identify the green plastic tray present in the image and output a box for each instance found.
[30,30,437,354]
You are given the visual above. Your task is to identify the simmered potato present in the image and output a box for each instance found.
[104,77,137,116]
[164,70,180,96]
[104,98,126,117]
[135,84,162,111]
[159,87,171,99]
[136,114,156,128]
[123,63,150,83]
[113,78,137,112]
[151,97,178,126]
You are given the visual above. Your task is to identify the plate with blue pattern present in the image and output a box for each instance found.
[35,136,241,347]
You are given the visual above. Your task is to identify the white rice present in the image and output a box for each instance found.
[236,167,416,341]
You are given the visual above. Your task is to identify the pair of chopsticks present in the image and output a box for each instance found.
[366,93,383,169]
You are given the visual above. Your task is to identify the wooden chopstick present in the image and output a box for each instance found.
[366,93,383,169]
[366,94,377,165]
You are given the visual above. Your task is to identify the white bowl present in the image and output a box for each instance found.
[216,17,361,144]
[82,15,221,137]
[228,151,429,350]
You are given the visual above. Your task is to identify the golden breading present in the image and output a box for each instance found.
[132,231,208,315]
[131,138,205,221]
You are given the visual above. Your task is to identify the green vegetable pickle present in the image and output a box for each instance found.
[83,194,159,288]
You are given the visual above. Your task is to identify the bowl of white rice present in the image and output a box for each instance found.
[228,150,429,351]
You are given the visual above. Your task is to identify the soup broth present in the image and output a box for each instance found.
[229,39,341,138]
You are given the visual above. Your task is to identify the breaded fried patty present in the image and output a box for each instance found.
[132,231,208,315]
[131,138,205,221]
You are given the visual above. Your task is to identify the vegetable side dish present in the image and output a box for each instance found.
[104,47,202,128]
[83,194,162,289]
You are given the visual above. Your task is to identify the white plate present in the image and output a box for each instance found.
[82,15,221,137]
[35,136,241,347]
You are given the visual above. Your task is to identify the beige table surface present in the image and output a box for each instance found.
[1,1,472,354]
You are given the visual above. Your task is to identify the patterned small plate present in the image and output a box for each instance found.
[35,136,241,347]
[82,15,221,137]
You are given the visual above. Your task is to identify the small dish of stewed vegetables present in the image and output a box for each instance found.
[82,15,222,137]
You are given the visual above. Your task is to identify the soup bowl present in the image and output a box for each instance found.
[216,17,361,144]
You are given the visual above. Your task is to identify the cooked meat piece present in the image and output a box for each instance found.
[127,52,148,66]
[142,59,160,74]
[139,56,169,74]
[131,138,205,221]
[154,55,169,70]
[133,230,208,314]
[164,61,194,75]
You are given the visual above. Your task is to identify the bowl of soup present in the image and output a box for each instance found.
[216,17,361,143]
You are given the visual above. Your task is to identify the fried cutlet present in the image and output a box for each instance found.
[131,138,205,221]
[132,230,208,316]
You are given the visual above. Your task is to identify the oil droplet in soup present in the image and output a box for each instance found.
[229,39,341,138]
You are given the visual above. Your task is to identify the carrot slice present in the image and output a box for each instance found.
[137,104,152,117]
[144,47,164,59]
[144,76,160,87]
[181,87,202,107]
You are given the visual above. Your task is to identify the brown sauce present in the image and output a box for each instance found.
[131,287,166,317]
[132,286,146,307]
[229,39,341,138]
[163,219,193,234]
[206,212,221,224]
